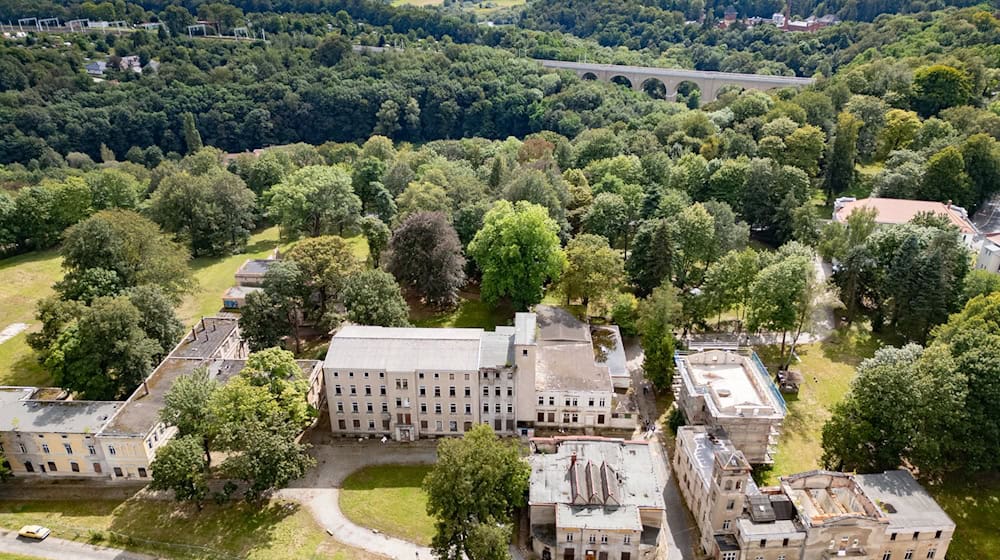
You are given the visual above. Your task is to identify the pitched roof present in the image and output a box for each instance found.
[325,325,484,372]
[834,197,976,234]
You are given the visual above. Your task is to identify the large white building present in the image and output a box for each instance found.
[322,306,636,440]
[673,349,785,464]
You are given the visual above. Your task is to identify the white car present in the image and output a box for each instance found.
[17,525,51,540]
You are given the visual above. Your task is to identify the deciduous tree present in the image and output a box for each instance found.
[386,212,466,307]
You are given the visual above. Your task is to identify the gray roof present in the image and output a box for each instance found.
[171,317,240,359]
[325,325,484,373]
[536,305,590,342]
[223,285,262,298]
[102,358,204,435]
[593,325,628,379]
[855,471,956,532]
[236,259,276,276]
[529,438,664,512]
[0,388,120,434]
[479,330,514,369]
[736,517,802,538]
[514,312,536,346]
[535,342,613,392]
[556,503,641,531]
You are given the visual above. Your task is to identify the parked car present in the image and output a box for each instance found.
[17,525,51,540]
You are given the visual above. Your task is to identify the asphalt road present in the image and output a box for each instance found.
[0,530,154,560]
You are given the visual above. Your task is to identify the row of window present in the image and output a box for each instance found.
[565,534,631,545]
[21,460,146,478]
[337,419,466,432]
[335,401,515,415]
[6,442,99,456]
[537,396,606,408]
[330,370,515,382]
[883,550,938,560]
[333,385,514,399]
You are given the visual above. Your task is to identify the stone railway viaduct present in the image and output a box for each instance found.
[536,59,816,101]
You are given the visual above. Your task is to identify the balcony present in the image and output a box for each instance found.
[823,547,868,558]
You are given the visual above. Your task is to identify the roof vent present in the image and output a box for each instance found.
[717,389,731,398]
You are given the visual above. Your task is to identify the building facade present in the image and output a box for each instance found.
[323,307,635,441]
[674,426,956,560]
[673,349,785,463]
[528,436,665,560]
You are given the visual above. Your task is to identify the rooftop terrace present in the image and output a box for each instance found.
[677,349,785,417]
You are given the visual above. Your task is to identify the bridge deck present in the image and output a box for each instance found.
[536,59,814,85]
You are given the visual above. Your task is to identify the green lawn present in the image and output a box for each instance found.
[410,286,513,330]
[0,554,43,560]
[755,324,884,484]
[928,474,1000,560]
[0,228,369,382]
[0,249,62,385]
[0,497,384,560]
[339,464,436,546]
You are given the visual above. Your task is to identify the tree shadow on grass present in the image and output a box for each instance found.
[107,497,300,558]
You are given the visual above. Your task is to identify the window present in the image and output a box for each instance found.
[566,534,573,542]
[335,385,342,396]
[465,387,471,398]
[755,556,764,560]
[350,385,357,395]
[484,403,490,413]
[565,398,571,406]
[435,404,442,414]
[436,421,443,431]
[483,386,489,397]
[364,372,369,378]
[600,535,608,544]
[724,480,732,490]
[420,421,428,429]
[420,403,427,413]
[927,549,936,559]
[623,535,630,545]
[934,530,942,539]
[434,373,440,379]
[336,402,344,413]
[538,396,545,405]
[588,535,596,544]
[782,538,789,547]
[882,552,892,560]
[465,374,470,381]
[352,402,359,413]
[147,440,153,449]
[396,398,402,408]
[571,413,579,423]
[71,462,80,472]
[891,533,897,541]
[338,420,346,430]
[495,404,501,413]
[18,444,26,454]
[760,538,767,547]
[538,412,545,422]
[722,553,737,560]
[138,467,147,478]
[507,404,513,413]
[113,467,123,477]
[449,386,456,397]
[367,402,374,413]
[63,444,73,454]
[722,520,731,530]
[41,444,50,454]
[599,399,605,407]
[47,461,57,472]
[904,551,913,560]
[449,373,455,380]
[549,397,555,405]
[435,387,441,397]
[352,419,360,428]
[369,420,376,430]
[87,445,96,455]
[465,404,472,415]
[507,387,513,397]
[735,480,742,490]
[495,386,501,396]
[349,372,354,377]
[522,349,528,356]
[726,500,735,510]
[913,532,920,540]
[450,403,457,414]
[778,556,786,560]
[563,413,571,423]
[365,385,372,396]
[380,386,387,396]
[382,402,389,412]
[419,372,425,379]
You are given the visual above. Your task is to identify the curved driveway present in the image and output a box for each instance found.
[277,438,437,559]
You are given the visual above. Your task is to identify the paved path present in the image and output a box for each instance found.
[624,342,697,560]
[277,438,438,559]
[0,530,154,560]
[0,323,28,345]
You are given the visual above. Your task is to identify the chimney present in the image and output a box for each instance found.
[141,380,150,397]
[571,452,577,468]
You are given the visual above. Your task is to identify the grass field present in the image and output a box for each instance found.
[0,497,384,560]
[0,228,368,384]
[755,324,884,484]
[339,464,436,546]
[409,286,513,330]
[928,474,1000,560]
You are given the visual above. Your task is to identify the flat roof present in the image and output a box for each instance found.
[101,358,203,435]
[236,259,276,276]
[535,342,613,392]
[514,312,536,346]
[325,325,485,373]
[479,330,514,369]
[592,325,628,379]
[678,350,783,417]
[855,471,956,532]
[834,198,975,234]
[223,286,262,298]
[556,503,641,531]
[0,388,120,434]
[736,517,802,538]
[171,317,239,359]
[529,438,664,511]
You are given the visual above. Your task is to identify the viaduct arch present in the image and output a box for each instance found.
[536,59,815,102]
